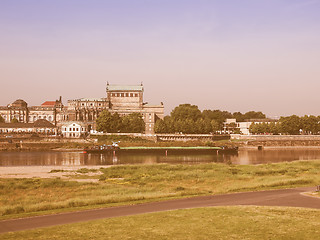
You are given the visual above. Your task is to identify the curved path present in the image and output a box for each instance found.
[1,186,319,234]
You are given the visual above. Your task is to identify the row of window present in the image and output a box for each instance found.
[62,127,86,132]
[80,103,103,107]
[29,116,53,121]
[111,93,139,97]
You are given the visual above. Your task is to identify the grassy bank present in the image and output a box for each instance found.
[2,206,320,239]
[1,160,320,219]
[0,135,240,151]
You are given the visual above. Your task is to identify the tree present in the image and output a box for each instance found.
[11,117,19,123]
[122,113,145,133]
[0,115,4,123]
[279,115,302,135]
[96,110,113,133]
[202,110,232,128]
[211,119,220,133]
[232,112,245,122]
[171,104,202,122]
[155,119,165,133]
[300,115,319,135]
[243,111,266,120]
[110,113,122,133]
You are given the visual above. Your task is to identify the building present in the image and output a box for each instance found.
[0,97,64,125]
[223,118,278,135]
[0,83,164,136]
[0,119,56,134]
[61,122,87,138]
[65,83,164,134]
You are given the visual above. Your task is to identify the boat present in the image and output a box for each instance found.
[83,142,120,153]
[83,144,238,155]
[217,146,238,154]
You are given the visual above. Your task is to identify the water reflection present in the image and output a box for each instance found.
[1,149,320,166]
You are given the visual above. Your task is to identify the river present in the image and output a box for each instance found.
[1,148,320,166]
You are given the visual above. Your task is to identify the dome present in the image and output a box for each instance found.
[10,99,28,108]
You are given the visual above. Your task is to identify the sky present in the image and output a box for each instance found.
[0,0,319,117]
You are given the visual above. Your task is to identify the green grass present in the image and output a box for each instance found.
[2,206,320,239]
[1,160,320,219]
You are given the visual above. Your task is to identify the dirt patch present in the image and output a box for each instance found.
[0,166,110,182]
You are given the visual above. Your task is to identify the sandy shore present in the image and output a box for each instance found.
[0,165,109,181]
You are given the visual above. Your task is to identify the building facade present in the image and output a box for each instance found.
[0,83,164,135]
[223,118,278,135]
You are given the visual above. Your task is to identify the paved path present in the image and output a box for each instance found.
[1,186,319,234]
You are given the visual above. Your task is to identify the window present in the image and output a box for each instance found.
[76,128,79,131]
[125,93,129,97]
[121,93,124,97]
[135,94,138,97]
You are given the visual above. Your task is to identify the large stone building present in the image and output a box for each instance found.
[0,83,164,135]
[66,83,164,134]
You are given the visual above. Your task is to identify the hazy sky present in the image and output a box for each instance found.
[0,0,319,117]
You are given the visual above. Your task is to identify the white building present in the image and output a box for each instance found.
[223,118,278,135]
[61,122,87,138]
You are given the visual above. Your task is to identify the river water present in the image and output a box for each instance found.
[1,148,320,166]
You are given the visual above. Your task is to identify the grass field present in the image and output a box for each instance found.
[1,160,320,219]
[2,206,320,239]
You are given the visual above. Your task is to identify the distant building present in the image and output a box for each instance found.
[65,83,164,134]
[0,83,164,136]
[223,118,278,135]
[0,119,56,134]
[61,122,87,138]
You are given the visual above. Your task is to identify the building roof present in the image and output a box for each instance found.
[246,118,278,123]
[41,101,56,107]
[0,119,56,128]
[10,99,28,108]
[106,85,143,91]
[33,119,55,128]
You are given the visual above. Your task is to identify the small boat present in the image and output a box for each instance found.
[83,142,120,153]
[217,146,238,154]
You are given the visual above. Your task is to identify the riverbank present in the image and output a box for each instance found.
[3,134,320,152]
[1,160,320,220]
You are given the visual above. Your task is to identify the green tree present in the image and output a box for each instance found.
[211,119,221,133]
[154,119,166,133]
[11,117,19,123]
[202,110,232,128]
[122,113,145,133]
[110,113,122,133]
[0,115,5,123]
[232,112,245,122]
[279,115,302,135]
[301,115,319,135]
[171,104,202,122]
[96,110,113,133]
[243,111,266,120]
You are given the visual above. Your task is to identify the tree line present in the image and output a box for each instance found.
[96,110,145,133]
[250,115,320,135]
[155,104,266,134]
